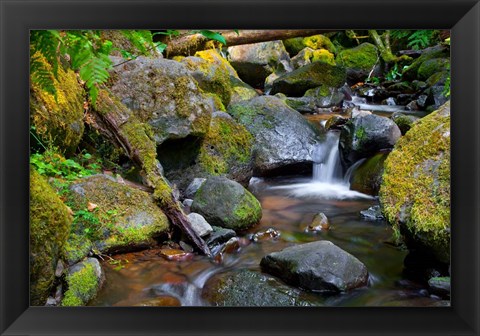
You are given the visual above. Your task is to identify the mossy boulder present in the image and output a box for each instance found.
[285,85,345,113]
[68,174,170,254]
[30,168,71,305]
[61,258,105,306]
[270,62,346,97]
[402,45,450,81]
[30,54,85,153]
[291,47,335,69]
[228,96,323,176]
[336,43,379,85]
[158,112,254,194]
[339,111,401,168]
[350,151,389,196]
[380,102,450,264]
[283,34,335,57]
[181,50,239,107]
[228,76,259,106]
[191,176,262,231]
[203,270,318,306]
[63,233,93,267]
[108,56,213,144]
[227,41,292,88]
[417,58,450,81]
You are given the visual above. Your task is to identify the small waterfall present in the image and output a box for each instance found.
[312,131,343,184]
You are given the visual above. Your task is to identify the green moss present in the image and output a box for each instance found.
[336,43,378,71]
[402,47,449,80]
[198,116,253,175]
[354,126,367,141]
[417,58,450,81]
[283,37,305,56]
[311,49,336,65]
[379,102,450,262]
[30,167,71,305]
[303,35,336,53]
[350,152,388,195]
[205,92,226,111]
[63,233,92,266]
[232,192,262,227]
[61,262,99,306]
[30,53,85,153]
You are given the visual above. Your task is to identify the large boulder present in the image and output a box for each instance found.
[402,45,450,81]
[227,40,292,88]
[228,96,323,176]
[157,112,254,193]
[61,258,105,306]
[108,56,213,144]
[260,241,369,292]
[68,174,170,254]
[30,168,71,305]
[336,43,379,85]
[380,102,450,264]
[30,54,85,153]
[339,112,401,168]
[270,61,346,97]
[290,47,336,70]
[191,176,262,231]
[286,85,345,113]
[283,34,336,57]
[203,270,318,306]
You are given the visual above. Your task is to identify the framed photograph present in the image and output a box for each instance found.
[1,0,479,335]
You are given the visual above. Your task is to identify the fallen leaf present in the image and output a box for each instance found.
[87,202,98,211]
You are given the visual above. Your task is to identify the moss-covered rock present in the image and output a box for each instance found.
[191,176,262,231]
[336,43,378,84]
[227,40,292,88]
[380,102,450,263]
[291,48,335,69]
[68,174,170,254]
[108,56,212,144]
[228,77,259,106]
[402,45,450,81]
[30,53,85,153]
[30,168,72,305]
[228,96,323,176]
[391,112,419,135]
[158,112,254,193]
[350,151,389,196]
[270,62,346,97]
[283,34,335,57]
[181,50,239,107]
[61,258,104,306]
[63,233,93,267]
[417,58,450,81]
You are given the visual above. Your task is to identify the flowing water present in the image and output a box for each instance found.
[90,131,443,307]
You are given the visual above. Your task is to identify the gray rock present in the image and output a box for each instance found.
[205,226,236,249]
[55,260,65,278]
[270,62,346,97]
[228,96,323,176]
[339,113,401,168]
[203,270,319,306]
[108,56,213,145]
[187,213,213,237]
[182,199,193,207]
[261,240,369,292]
[360,205,385,221]
[185,178,207,199]
[428,277,450,297]
[227,40,292,88]
[325,115,348,130]
[191,176,262,231]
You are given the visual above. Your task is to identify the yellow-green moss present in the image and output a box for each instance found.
[302,35,336,54]
[311,49,336,66]
[61,262,99,306]
[336,43,378,71]
[379,102,450,262]
[30,52,86,153]
[198,117,253,175]
[30,167,72,305]
[63,233,93,266]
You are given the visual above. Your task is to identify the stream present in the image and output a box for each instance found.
[90,126,443,307]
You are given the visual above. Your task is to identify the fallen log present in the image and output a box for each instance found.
[88,89,212,257]
[165,29,337,57]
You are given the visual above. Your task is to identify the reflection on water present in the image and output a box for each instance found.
[90,176,442,307]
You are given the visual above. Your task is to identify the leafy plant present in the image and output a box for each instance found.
[385,63,405,81]
[389,30,439,50]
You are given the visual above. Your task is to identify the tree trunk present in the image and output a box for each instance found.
[368,30,398,63]
[88,89,212,257]
[166,29,336,57]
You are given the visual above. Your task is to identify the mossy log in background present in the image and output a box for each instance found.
[88,88,212,257]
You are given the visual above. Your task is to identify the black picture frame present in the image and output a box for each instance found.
[1,0,479,335]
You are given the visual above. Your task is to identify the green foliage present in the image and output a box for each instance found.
[385,63,405,81]
[30,147,101,181]
[389,30,439,50]
[191,30,227,45]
